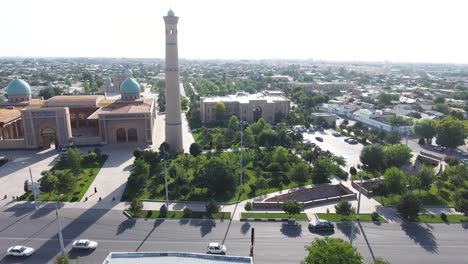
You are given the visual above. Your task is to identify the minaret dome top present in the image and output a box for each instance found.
[167,9,175,17]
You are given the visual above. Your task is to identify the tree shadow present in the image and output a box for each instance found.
[375,205,401,223]
[190,219,216,237]
[135,218,165,252]
[2,202,36,218]
[400,222,438,253]
[280,222,302,238]
[68,248,95,259]
[241,222,251,235]
[178,218,189,225]
[336,221,360,241]
[116,218,136,235]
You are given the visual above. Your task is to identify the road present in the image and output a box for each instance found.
[0,206,467,264]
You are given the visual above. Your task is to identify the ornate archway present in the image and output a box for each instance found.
[128,128,138,142]
[40,126,58,148]
[116,128,127,143]
[252,106,263,122]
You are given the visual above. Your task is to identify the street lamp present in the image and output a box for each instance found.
[55,194,65,256]
[239,121,248,196]
[356,166,364,221]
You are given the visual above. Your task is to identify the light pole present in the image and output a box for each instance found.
[164,157,169,207]
[239,121,247,196]
[55,194,65,256]
[29,168,38,210]
[356,166,363,221]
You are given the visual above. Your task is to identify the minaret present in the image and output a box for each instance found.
[164,9,183,152]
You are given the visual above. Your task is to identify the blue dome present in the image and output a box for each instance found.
[6,79,31,96]
[123,69,133,78]
[167,9,175,16]
[120,78,140,94]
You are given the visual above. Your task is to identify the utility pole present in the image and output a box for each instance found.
[240,123,244,196]
[356,167,363,221]
[55,194,65,255]
[164,157,169,207]
[29,168,38,210]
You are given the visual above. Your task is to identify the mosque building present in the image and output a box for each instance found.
[0,69,156,149]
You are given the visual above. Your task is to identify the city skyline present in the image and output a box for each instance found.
[1,0,468,64]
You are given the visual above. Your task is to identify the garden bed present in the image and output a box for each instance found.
[241,212,309,221]
[316,213,386,222]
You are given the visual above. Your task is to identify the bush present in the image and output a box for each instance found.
[244,201,253,211]
[371,212,380,221]
[55,254,71,264]
[397,193,423,221]
[440,213,447,222]
[349,166,357,176]
[160,204,168,217]
[93,147,102,157]
[444,156,460,166]
[335,167,349,181]
[86,152,97,163]
[282,200,303,215]
[129,198,143,215]
[418,138,425,145]
[183,207,192,216]
[335,200,355,216]
[24,180,30,193]
[206,200,219,215]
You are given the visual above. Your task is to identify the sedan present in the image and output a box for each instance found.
[332,131,341,137]
[7,246,34,257]
[315,137,324,142]
[308,220,335,231]
[207,242,226,255]
[72,239,98,250]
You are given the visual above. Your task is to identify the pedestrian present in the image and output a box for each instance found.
[94,187,97,193]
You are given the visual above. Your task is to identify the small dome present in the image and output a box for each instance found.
[123,69,133,78]
[104,76,112,84]
[5,79,32,96]
[120,78,140,94]
[47,83,55,88]
[167,9,175,16]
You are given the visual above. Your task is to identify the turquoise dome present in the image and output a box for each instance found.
[123,69,133,78]
[6,79,32,96]
[120,78,140,94]
[167,9,175,16]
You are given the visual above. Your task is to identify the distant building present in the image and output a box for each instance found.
[271,75,293,82]
[289,82,356,92]
[200,91,290,124]
[311,113,336,127]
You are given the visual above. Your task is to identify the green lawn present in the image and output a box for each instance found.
[241,212,309,221]
[129,210,231,220]
[316,213,387,222]
[21,157,107,202]
[375,186,455,206]
[415,214,468,223]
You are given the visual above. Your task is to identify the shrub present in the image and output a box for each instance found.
[397,193,423,221]
[183,207,192,216]
[159,204,168,217]
[55,254,71,264]
[371,212,380,221]
[24,180,30,193]
[282,200,303,215]
[86,152,97,162]
[440,213,447,222]
[206,200,219,215]
[93,147,102,157]
[129,198,143,215]
[335,200,355,216]
[335,167,349,181]
[244,201,253,211]
[349,166,357,176]
[444,156,460,166]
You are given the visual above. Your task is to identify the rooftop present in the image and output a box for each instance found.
[88,98,153,119]
[103,252,253,264]
[202,92,289,104]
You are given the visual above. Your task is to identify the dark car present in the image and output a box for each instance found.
[315,137,324,142]
[308,220,335,231]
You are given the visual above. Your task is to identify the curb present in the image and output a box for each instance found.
[240,218,295,223]
[122,210,133,219]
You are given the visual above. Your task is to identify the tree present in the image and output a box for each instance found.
[189,143,202,157]
[303,237,363,264]
[417,164,435,190]
[360,144,384,171]
[213,102,226,124]
[449,110,465,120]
[55,170,76,195]
[378,92,399,106]
[289,163,310,185]
[436,116,468,149]
[397,193,423,221]
[55,254,71,264]
[181,96,190,110]
[206,200,219,215]
[39,172,58,193]
[453,189,468,215]
[226,115,240,143]
[433,103,449,114]
[129,198,143,215]
[349,167,357,176]
[433,96,446,104]
[159,204,168,217]
[194,157,235,197]
[311,157,336,183]
[374,258,391,264]
[67,148,83,175]
[385,130,402,144]
[383,167,405,194]
[383,144,413,169]
[282,200,303,215]
[413,119,437,143]
[334,200,355,216]
[272,146,289,169]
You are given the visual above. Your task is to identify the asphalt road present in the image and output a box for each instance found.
[0,206,467,264]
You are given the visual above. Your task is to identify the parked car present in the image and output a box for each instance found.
[348,139,358,144]
[207,243,226,255]
[59,148,69,156]
[6,246,34,257]
[72,239,98,250]
[315,136,324,142]
[462,158,468,165]
[332,131,341,137]
[432,145,446,152]
[308,220,335,231]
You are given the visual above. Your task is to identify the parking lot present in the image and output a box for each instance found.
[302,129,364,170]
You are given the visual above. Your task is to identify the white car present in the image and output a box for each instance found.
[206,242,226,255]
[332,131,341,137]
[72,239,98,250]
[7,245,34,257]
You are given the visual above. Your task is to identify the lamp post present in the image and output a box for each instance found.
[164,157,169,207]
[239,121,248,196]
[55,194,65,255]
[356,166,363,221]
[29,168,38,210]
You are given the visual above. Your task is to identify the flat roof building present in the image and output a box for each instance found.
[102,252,253,264]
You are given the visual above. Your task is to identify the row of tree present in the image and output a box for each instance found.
[413,116,468,149]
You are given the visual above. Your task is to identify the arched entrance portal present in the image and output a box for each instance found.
[128,128,138,142]
[41,127,58,149]
[252,106,263,122]
[116,128,127,143]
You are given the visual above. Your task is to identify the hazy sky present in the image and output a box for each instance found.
[1,0,467,63]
